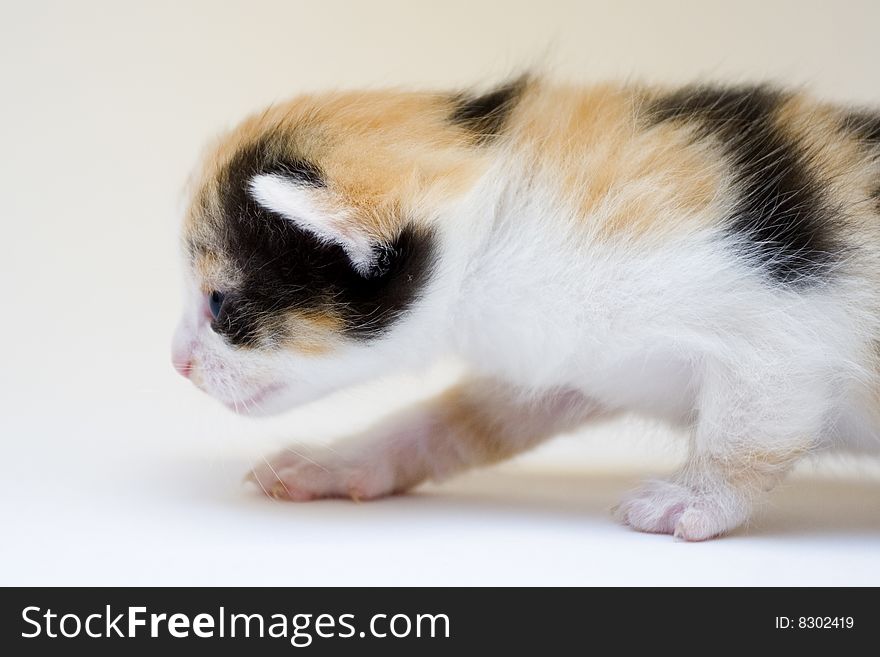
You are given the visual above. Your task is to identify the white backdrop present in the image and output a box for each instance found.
[1,0,878,585]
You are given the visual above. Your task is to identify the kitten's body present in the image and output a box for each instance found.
[174,78,880,539]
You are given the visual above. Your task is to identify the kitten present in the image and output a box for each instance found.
[173,76,880,540]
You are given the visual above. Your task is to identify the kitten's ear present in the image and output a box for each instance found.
[248,173,377,275]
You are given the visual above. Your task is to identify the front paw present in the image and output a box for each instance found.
[247,445,398,502]
[614,478,750,541]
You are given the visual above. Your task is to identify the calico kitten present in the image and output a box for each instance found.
[173,76,880,540]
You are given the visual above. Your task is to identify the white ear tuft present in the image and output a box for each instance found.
[248,173,375,274]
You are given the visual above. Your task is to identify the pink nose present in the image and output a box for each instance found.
[173,358,193,378]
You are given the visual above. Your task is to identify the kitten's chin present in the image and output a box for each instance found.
[221,383,292,417]
[219,382,327,417]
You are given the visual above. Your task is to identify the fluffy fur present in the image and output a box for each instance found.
[173,76,880,540]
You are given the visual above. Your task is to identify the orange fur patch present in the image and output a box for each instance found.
[508,83,725,240]
[283,311,342,356]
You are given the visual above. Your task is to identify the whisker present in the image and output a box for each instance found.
[262,455,291,498]
[245,454,279,503]
[282,445,331,472]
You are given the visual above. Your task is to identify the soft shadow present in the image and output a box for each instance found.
[746,476,880,538]
[420,469,880,538]
[173,459,880,539]
[414,469,637,519]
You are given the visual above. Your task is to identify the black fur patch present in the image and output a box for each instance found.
[843,110,880,147]
[262,156,325,188]
[450,76,528,144]
[198,137,435,347]
[842,111,880,215]
[648,84,839,286]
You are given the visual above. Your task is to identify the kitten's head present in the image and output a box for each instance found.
[172,89,498,414]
